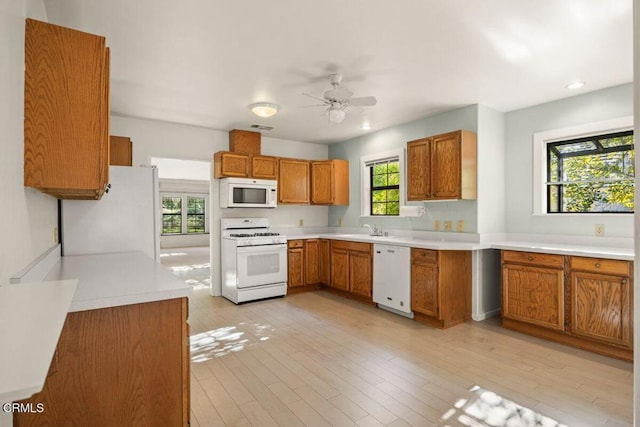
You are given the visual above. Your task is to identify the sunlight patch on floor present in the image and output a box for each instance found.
[439,385,567,427]
[190,322,274,362]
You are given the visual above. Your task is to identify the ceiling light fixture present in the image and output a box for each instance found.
[565,80,586,90]
[250,102,279,118]
[361,122,371,130]
[327,106,346,124]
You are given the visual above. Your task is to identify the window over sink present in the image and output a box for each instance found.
[360,149,405,217]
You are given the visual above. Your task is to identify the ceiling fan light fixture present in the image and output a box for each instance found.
[250,102,279,118]
[327,107,346,123]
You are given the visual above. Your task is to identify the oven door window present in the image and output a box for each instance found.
[233,187,267,204]
[236,245,287,288]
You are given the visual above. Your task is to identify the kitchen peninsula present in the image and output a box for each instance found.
[9,249,192,426]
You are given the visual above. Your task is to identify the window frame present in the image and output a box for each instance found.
[532,116,634,216]
[360,149,405,217]
[161,192,210,235]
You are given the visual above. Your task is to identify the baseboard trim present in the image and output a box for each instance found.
[472,308,501,321]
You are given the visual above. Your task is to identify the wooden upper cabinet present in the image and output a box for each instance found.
[109,136,132,166]
[213,151,249,178]
[278,158,310,204]
[229,129,261,155]
[406,130,476,201]
[406,138,431,201]
[311,160,349,205]
[24,19,110,199]
[251,156,278,179]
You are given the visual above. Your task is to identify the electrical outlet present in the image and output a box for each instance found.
[595,224,605,237]
[53,227,58,243]
[434,220,441,231]
[299,219,304,227]
[444,220,453,231]
[457,220,465,232]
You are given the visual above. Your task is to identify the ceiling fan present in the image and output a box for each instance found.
[302,73,377,123]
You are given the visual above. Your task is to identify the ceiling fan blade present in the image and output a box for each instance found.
[302,93,329,103]
[348,96,377,107]
[324,87,353,101]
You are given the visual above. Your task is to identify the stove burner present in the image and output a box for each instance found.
[229,233,253,237]
[254,232,280,236]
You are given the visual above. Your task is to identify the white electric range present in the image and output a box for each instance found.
[220,218,287,303]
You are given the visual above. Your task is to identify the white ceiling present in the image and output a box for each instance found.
[43,0,633,144]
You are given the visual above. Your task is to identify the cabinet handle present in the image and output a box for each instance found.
[595,263,601,268]
[527,256,533,261]
[621,278,628,285]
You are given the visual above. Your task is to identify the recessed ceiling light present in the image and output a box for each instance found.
[361,122,371,130]
[250,102,279,118]
[565,81,586,90]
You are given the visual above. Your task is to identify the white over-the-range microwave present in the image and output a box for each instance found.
[219,177,277,208]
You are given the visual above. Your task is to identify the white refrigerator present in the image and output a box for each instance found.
[61,166,161,261]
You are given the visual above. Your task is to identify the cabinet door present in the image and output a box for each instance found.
[311,161,334,204]
[349,251,372,298]
[214,152,249,178]
[319,239,331,285]
[278,159,310,204]
[110,136,132,166]
[330,248,349,291]
[251,156,277,179]
[25,19,110,199]
[305,239,320,284]
[287,248,305,288]
[431,131,461,199]
[570,271,631,348]
[406,138,431,201]
[411,260,439,317]
[502,264,565,330]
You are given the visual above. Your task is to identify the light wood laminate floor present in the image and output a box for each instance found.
[188,289,632,426]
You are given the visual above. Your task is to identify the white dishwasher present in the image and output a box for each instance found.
[373,244,412,316]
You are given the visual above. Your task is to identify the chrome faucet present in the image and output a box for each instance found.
[362,224,383,236]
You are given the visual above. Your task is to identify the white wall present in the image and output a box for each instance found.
[477,105,506,235]
[504,83,634,238]
[0,0,59,285]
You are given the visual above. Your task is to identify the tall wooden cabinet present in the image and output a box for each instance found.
[24,19,111,199]
[411,248,471,328]
[310,160,349,205]
[278,159,310,204]
[501,250,633,361]
[406,130,476,201]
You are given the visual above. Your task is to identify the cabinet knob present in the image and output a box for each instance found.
[595,263,601,268]
[527,256,533,261]
[621,278,628,285]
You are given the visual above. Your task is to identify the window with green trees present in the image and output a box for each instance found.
[370,160,400,215]
[546,130,634,213]
[162,194,208,234]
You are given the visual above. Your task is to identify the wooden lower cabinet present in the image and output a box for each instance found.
[329,241,372,301]
[14,298,190,426]
[305,239,320,284]
[287,240,305,288]
[501,250,633,361]
[319,239,331,285]
[411,249,471,328]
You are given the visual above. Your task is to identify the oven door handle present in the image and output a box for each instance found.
[236,243,286,253]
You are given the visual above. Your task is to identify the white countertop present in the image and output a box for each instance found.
[44,252,192,312]
[491,241,634,261]
[285,233,491,250]
[0,280,77,403]
[285,233,634,260]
